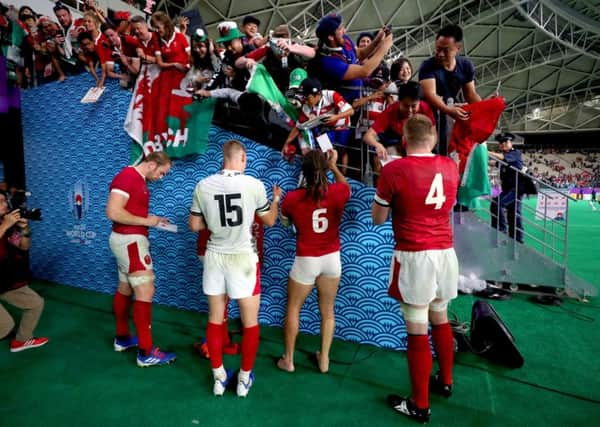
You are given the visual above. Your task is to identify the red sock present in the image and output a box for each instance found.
[407,334,432,410]
[206,322,223,369]
[241,325,259,372]
[133,301,153,354]
[431,323,454,385]
[113,291,131,337]
[221,320,231,346]
[222,302,231,346]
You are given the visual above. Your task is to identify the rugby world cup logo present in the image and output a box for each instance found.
[69,180,89,220]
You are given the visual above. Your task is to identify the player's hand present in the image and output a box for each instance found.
[276,38,290,53]
[374,143,388,160]
[272,185,282,202]
[382,32,394,51]
[173,62,188,72]
[324,115,339,126]
[1,209,22,229]
[281,141,296,162]
[147,215,168,227]
[245,58,257,70]
[17,217,29,229]
[327,148,339,166]
[180,16,189,32]
[195,89,211,98]
[448,105,470,120]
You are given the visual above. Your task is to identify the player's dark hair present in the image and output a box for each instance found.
[77,31,94,44]
[53,2,70,14]
[397,81,421,101]
[302,150,329,203]
[437,24,463,42]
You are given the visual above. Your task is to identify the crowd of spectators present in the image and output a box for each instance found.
[520,148,599,188]
[1,1,480,180]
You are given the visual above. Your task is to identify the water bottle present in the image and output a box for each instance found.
[281,55,288,69]
[363,160,374,187]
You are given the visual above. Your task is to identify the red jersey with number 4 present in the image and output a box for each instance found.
[281,182,351,257]
[109,166,149,236]
[375,155,458,251]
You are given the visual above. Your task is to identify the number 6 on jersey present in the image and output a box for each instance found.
[425,173,446,209]
[312,208,329,233]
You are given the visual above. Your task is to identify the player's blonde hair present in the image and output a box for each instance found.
[403,114,436,148]
[145,151,171,166]
[223,140,246,162]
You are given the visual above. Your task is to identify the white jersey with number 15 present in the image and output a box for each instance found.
[190,170,270,254]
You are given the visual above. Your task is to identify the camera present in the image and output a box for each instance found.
[8,190,42,221]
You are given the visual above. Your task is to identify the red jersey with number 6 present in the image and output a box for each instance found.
[374,154,459,251]
[281,182,351,257]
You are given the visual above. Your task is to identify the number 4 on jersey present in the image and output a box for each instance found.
[425,173,446,209]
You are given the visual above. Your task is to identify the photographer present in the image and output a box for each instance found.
[0,190,48,352]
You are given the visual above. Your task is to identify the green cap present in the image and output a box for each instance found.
[216,22,244,43]
[288,68,308,89]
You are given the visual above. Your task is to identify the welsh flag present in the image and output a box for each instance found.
[125,64,216,162]
[448,97,505,207]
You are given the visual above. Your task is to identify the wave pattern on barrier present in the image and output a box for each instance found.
[21,75,407,350]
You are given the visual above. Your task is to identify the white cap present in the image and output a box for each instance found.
[384,81,398,94]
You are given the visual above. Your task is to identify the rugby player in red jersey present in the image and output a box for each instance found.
[106,151,176,367]
[277,149,350,373]
[372,115,459,423]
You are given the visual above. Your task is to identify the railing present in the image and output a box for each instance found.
[477,157,577,280]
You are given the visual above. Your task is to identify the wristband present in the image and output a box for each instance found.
[273,196,280,203]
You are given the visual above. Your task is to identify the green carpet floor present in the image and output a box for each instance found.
[1,199,599,426]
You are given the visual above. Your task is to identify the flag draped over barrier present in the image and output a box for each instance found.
[124,64,215,161]
[246,63,298,123]
[449,96,506,207]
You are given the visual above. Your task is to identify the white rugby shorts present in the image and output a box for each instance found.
[289,251,342,285]
[203,250,260,299]
[109,232,153,284]
[388,248,458,306]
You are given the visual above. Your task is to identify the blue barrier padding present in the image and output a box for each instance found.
[21,74,407,350]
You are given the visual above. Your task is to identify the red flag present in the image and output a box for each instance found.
[448,97,506,174]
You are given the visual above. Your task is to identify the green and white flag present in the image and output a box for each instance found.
[457,143,491,208]
[246,64,298,124]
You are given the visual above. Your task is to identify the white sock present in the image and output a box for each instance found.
[212,365,226,381]
[238,369,251,382]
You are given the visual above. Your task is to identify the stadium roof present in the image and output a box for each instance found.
[155,0,600,133]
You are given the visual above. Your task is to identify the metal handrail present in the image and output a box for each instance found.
[487,154,573,270]
[493,156,579,202]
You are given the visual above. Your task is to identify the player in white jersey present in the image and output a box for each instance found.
[189,140,281,398]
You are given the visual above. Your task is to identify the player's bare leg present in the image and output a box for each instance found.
[278,277,313,373]
[315,275,340,373]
